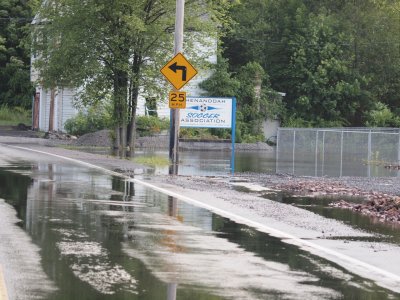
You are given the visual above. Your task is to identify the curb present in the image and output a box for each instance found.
[0,265,8,300]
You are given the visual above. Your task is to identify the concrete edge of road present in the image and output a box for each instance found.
[6,144,400,294]
[0,265,9,300]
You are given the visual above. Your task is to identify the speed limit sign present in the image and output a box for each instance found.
[169,91,186,109]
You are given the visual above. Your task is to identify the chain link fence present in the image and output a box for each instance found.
[276,128,400,177]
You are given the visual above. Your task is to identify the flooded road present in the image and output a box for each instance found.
[0,156,399,299]
[81,147,400,177]
[126,149,276,176]
[177,148,400,177]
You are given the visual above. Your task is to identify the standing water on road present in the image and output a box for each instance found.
[128,149,276,175]
[76,146,400,177]
[0,161,398,299]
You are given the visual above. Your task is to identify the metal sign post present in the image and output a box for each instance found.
[231,98,237,175]
[169,0,184,175]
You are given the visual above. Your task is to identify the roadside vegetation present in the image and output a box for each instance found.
[0,105,31,126]
[180,128,227,141]
[0,0,33,109]
[132,155,170,167]
[64,105,169,138]
[136,116,169,137]
[64,105,113,136]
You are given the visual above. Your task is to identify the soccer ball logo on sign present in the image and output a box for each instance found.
[200,103,207,112]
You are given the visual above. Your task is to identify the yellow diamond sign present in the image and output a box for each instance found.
[160,53,198,90]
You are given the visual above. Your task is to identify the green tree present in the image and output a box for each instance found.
[285,11,370,126]
[199,55,240,98]
[200,57,283,142]
[32,0,231,151]
[222,0,400,127]
[222,0,269,73]
[339,0,400,117]
[365,102,400,127]
[0,0,33,108]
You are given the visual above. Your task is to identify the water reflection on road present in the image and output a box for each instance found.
[134,150,276,176]
[0,161,398,299]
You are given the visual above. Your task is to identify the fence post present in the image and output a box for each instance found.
[315,130,318,176]
[368,130,372,161]
[340,130,344,177]
[292,130,296,175]
[276,128,280,173]
[397,129,400,164]
[322,131,325,176]
[368,130,372,178]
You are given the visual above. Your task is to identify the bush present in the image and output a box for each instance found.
[64,106,112,136]
[136,116,169,137]
[365,102,400,127]
[179,128,221,140]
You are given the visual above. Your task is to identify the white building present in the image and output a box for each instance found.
[30,13,79,132]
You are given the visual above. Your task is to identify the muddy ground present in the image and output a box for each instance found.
[252,174,400,224]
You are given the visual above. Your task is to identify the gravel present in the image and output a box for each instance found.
[74,129,113,147]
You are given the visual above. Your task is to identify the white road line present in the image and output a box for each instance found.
[82,199,148,207]
[7,144,400,292]
[0,265,9,300]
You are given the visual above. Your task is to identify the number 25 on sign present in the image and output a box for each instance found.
[169,91,186,109]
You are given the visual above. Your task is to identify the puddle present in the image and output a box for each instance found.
[0,162,399,299]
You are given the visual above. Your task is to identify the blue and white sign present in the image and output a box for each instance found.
[178,96,237,174]
[180,97,233,128]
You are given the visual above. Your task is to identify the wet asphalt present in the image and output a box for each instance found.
[0,140,400,299]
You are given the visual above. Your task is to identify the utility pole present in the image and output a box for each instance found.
[169,0,184,175]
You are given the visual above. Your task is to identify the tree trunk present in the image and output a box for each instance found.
[49,88,56,131]
[120,123,127,157]
[127,54,142,155]
[113,69,129,154]
[127,111,137,156]
[127,83,139,154]
[114,126,120,150]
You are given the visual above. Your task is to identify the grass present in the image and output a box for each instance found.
[132,155,170,167]
[0,106,31,126]
[59,145,109,150]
